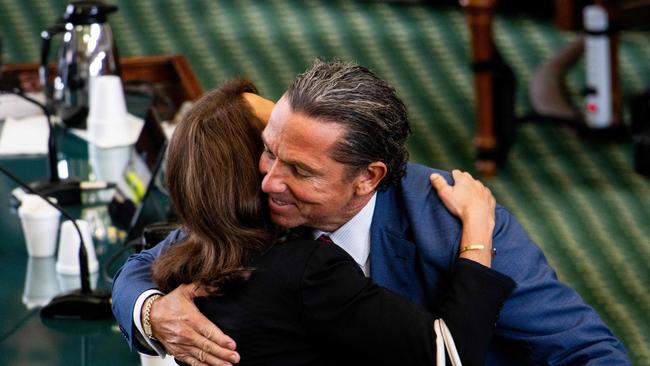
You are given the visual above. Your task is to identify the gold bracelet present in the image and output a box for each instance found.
[143,294,162,340]
[460,244,485,254]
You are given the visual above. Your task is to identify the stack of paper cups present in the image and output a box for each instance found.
[18,194,61,257]
[87,75,130,147]
[55,220,99,275]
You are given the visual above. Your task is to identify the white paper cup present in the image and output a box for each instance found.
[87,75,130,146]
[18,194,61,257]
[88,75,127,121]
[55,220,99,275]
[22,257,60,309]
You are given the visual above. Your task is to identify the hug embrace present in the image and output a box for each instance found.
[112,59,629,366]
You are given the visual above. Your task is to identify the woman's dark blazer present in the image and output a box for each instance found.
[191,240,514,366]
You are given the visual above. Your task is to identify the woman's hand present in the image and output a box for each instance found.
[430,170,495,225]
[430,170,496,267]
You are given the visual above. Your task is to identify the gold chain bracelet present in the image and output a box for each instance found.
[143,294,162,340]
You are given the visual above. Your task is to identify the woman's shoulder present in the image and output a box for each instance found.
[267,239,356,263]
[252,240,319,275]
[263,239,319,262]
[257,239,358,279]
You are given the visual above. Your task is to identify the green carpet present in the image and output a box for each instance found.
[2,0,649,364]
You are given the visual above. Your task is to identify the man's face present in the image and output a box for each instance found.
[259,96,368,231]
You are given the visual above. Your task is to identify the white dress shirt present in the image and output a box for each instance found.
[134,193,378,355]
[134,288,167,356]
[312,193,376,277]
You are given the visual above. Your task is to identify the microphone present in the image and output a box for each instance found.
[0,77,111,206]
[0,163,112,320]
[10,180,117,205]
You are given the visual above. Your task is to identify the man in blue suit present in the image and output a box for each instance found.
[112,59,629,365]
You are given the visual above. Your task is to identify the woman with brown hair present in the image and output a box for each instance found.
[145,79,514,366]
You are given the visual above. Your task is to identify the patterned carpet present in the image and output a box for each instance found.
[2,0,649,364]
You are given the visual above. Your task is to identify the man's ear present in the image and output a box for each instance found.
[354,162,387,196]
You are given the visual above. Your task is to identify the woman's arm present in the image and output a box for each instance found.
[300,243,514,366]
[300,170,512,365]
[430,169,512,364]
[430,169,496,267]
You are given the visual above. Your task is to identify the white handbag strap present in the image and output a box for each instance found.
[434,318,462,366]
[434,319,446,366]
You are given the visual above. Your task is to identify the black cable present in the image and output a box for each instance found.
[0,84,60,183]
[102,238,141,285]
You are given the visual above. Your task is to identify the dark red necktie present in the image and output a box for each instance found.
[317,234,334,244]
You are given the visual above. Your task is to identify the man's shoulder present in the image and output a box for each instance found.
[393,163,512,218]
[405,162,440,173]
[374,163,453,228]
[378,162,450,202]
[400,163,451,187]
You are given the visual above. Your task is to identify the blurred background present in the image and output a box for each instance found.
[1,0,649,365]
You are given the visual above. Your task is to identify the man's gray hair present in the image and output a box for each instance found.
[285,59,410,191]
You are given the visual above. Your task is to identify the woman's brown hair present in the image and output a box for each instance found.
[152,79,274,294]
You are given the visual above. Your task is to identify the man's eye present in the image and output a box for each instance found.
[264,147,276,160]
[293,166,311,178]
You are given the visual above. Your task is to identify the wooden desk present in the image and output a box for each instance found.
[0,143,145,366]
[0,54,202,366]
[1,54,203,119]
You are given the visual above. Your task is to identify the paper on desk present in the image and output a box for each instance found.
[0,92,47,121]
[70,113,144,148]
[0,115,49,155]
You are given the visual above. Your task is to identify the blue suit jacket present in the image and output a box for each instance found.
[112,163,630,365]
[369,164,629,365]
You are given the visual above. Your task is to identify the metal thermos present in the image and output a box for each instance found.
[40,1,120,128]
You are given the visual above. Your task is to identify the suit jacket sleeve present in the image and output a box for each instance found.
[489,208,630,365]
[385,165,630,365]
[111,228,183,351]
[300,244,514,366]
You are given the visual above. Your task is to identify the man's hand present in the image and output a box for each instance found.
[147,284,240,366]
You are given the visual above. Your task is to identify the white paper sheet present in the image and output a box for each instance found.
[0,92,47,121]
[0,115,49,155]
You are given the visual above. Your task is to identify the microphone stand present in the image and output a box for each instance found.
[0,163,112,320]
[0,80,86,206]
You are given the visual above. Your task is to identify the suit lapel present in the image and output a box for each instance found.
[370,188,427,306]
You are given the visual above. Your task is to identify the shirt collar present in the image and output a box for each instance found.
[313,193,376,268]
